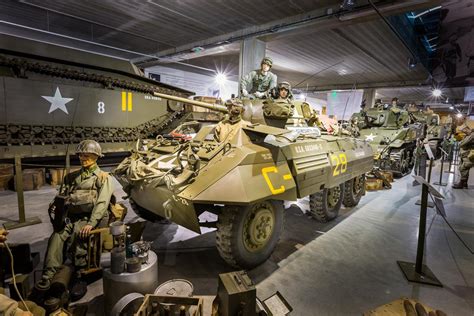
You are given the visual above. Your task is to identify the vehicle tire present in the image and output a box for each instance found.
[309,183,345,222]
[216,200,284,269]
[342,175,366,207]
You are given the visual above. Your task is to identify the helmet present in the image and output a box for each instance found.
[278,81,291,91]
[76,140,103,157]
[261,57,273,68]
[225,98,244,108]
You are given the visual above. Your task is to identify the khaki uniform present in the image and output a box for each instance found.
[214,119,250,143]
[458,132,474,181]
[240,70,277,95]
[43,164,114,279]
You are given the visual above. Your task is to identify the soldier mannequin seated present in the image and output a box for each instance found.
[36,140,114,298]
[240,57,277,99]
[214,99,250,142]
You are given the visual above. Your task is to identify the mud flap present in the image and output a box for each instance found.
[163,195,201,233]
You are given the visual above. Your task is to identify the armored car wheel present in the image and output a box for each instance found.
[343,175,366,207]
[216,200,284,268]
[309,183,345,222]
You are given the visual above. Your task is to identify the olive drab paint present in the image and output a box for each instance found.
[115,93,374,268]
[0,34,193,159]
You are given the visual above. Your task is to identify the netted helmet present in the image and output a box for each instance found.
[76,140,103,157]
[278,81,291,91]
[225,98,244,108]
[261,57,273,68]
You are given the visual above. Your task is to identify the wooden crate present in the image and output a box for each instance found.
[14,168,45,191]
[49,167,81,186]
[365,178,383,191]
[0,174,13,190]
[0,164,14,176]
[135,295,203,316]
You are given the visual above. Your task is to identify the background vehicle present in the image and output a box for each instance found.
[351,107,424,176]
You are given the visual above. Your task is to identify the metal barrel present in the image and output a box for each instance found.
[153,92,228,113]
[111,248,126,274]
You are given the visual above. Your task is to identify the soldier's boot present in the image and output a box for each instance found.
[452,179,468,189]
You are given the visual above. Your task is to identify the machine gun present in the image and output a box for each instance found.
[48,195,70,232]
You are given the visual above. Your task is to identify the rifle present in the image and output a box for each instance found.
[48,195,70,232]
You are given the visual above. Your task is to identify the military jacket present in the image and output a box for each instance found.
[214,118,250,143]
[61,164,114,227]
[240,70,277,94]
[459,133,474,152]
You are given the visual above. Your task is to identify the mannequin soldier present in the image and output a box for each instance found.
[240,57,277,99]
[271,81,293,101]
[214,98,250,142]
[37,140,114,295]
[453,125,474,189]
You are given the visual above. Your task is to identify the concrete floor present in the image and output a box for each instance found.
[0,163,473,315]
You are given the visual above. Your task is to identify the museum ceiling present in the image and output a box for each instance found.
[0,0,472,105]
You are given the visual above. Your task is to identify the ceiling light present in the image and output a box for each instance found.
[215,73,227,85]
[408,57,417,69]
[191,46,204,53]
[432,89,442,97]
[449,106,454,110]
[456,113,463,118]
[341,0,356,10]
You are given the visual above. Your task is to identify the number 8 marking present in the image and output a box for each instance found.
[98,102,105,114]
[331,153,348,176]
[340,153,347,173]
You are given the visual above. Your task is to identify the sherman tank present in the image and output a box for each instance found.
[351,106,424,176]
[115,93,374,268]
[0,34,192,160]
[410,111,448,158]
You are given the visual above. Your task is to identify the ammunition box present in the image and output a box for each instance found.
[217,271,256,316]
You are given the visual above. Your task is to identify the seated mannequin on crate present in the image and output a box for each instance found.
[36,140,115,300]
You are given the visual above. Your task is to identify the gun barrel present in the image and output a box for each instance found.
[153,92,228,113]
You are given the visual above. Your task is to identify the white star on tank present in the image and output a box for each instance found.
[42,87,73,114]
[365,133,377,142]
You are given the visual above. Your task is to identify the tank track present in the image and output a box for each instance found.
[0,54,190,147]
[0,111,184,146]
[385,145,415,176]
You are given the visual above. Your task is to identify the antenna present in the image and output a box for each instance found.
[293,61,344,88]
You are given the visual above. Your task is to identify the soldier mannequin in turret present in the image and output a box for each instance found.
[240,57,277,99]
[215,99,250,142]
[271,81,293,102]
[37,140,114,299]
[391,97,399,108]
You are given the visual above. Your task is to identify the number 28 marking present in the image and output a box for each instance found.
[330,153,347,176]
